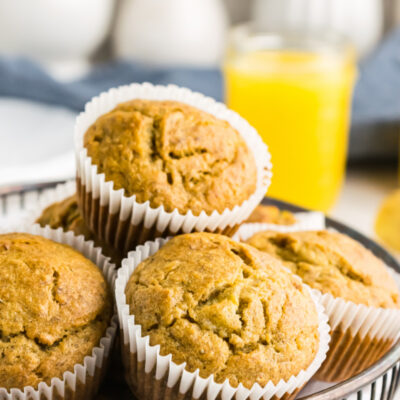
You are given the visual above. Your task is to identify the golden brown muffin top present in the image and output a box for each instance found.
[245,205,297,225]
[125,232,319,389]
[84,100,258,215]
[36,195,123,265]
[246,230,400,308]
[0,233,111,390]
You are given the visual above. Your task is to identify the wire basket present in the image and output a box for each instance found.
[0,181,399,400]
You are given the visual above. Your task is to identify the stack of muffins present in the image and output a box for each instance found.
[2,83,400,400]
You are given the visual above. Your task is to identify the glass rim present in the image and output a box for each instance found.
[229,23,354,55]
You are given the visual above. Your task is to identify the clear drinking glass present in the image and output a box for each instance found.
[224,25,356,211]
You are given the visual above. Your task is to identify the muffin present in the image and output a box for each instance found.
[75,84,271,253]
[36,194,123,265]
[36,194,92,238]
[116,233,330,400]
[246,230,400,307]
[0,231,114,394]
[84,99,257,216]
[245,205,297,225]
[246,229,400,381]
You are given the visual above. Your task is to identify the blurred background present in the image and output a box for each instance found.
[1,0,400,253]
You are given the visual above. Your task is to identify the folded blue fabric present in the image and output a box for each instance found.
[352,26,400,125]
[0,58,223,111]
[1,27,400,160]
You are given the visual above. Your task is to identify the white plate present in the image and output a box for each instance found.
[0,98,76,186]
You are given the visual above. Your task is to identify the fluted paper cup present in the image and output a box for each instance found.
[74,83,272,254]
[115,237,330,400]
[25,180,125,266]
[27,180,76,223]
[0,224,118,400]
[239,224,400,382]
[233,212,325,241]
[315,271,400,382]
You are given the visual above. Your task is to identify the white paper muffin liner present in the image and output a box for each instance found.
[115,237,331,400]
[315,271,400,382]
[237,223,400,382]
[24,180,126,266]
[0,224,118,400]
[233,212,325,242]
[74,83,272,252]
[26,180,76,224]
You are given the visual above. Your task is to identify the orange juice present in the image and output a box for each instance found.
[224,32,356,211]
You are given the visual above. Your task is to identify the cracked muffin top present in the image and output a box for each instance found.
[84,99,258,215]
[125,232,319,388]
[246,230,400,308]
[245,205,297,225]
[36,195,123,265]
[0,233,111,390]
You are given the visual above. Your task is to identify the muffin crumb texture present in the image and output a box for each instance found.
[245,204,297,225]
[0,233,111,390]
[84,100,258,215]
[246,230,400,308]
[125,233,320,389]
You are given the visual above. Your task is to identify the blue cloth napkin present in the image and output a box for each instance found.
[352,27,400,125]
[0,59,223,111]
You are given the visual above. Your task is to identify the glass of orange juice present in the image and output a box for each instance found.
[224,26,356,211]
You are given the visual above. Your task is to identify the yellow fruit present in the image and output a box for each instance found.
[375,189,400,252]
